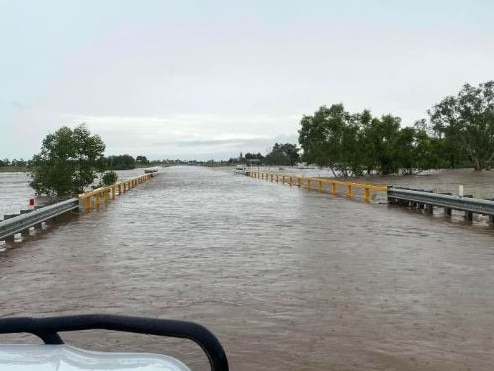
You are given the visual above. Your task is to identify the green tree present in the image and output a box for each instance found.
[361,115,402,175]
[136,155,149,165]
[298,104,349,174]
[265,143,300,166]
[101,170,118,186]
[29,124,106,196]
[106,154,136,170]
[428,81,494,170]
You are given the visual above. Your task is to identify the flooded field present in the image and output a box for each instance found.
[1,166,494,370]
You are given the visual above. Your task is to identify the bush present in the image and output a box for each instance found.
[102,171,118,186]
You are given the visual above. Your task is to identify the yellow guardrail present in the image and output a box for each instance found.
[248,171,387,202]
[78,174,153,211]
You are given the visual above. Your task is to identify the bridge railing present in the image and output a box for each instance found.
[387,186,494,221]
[0,174,155,243]
[78,174,153,211]
[0,198,79,242]
[248,171,387,202]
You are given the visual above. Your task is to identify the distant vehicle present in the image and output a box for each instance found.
[233,165,248,175]
[143,167,159,176]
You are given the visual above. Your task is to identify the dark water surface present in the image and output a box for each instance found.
[1,167,494,370]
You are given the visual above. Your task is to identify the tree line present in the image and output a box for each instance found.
[228,143,300,167]
[298,81,494,175]
[245,81,493,174]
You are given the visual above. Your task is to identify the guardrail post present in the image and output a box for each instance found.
[347,184,352,198]
[112,185,116,199]
[297,177,301,187]
[464,195,473,221]
[95,193,101,208]
[289,176,293,186]
[331,182,337,195]
[364,187,370,202]
[19,211,31,235]
[318,180,323,192]
[85,197,91,211]
[104,188,110,201]
[307,178,311,191]
[3,214,18,242]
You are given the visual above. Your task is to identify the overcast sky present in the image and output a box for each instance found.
[1,0,493,161]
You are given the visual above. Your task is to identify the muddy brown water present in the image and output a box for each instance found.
[1,167,494,370]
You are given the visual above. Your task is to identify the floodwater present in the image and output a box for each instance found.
[1,166,494,370]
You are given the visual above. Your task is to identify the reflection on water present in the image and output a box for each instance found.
[1,167,494,370]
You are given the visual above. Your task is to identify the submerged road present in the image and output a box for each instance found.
[0,167,494,370]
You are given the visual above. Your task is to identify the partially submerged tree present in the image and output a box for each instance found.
[265,143,300,166]
[101,170,118,186]
[29,124,106,196]
[428,81,494,170]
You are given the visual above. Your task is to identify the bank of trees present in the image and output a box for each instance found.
[298,104,437,176]
[0,158,30,168]
[229,144,300,166]
[265,143,300,166]
[298,81,493,175]
[105,154,136,170]
[428,81,494,170]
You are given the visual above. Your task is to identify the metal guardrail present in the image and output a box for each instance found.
[1,174,155,242]
[0,198,79,241]
[387,187,494,217]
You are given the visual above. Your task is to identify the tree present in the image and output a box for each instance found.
[101,170,118,186]
[136,155,149,165]
[298,104,348,174]
[29,124,106,196]
[360,114,402,175]
[265,143,300,166]
[106,154,136,170]
[428,81,494,170]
